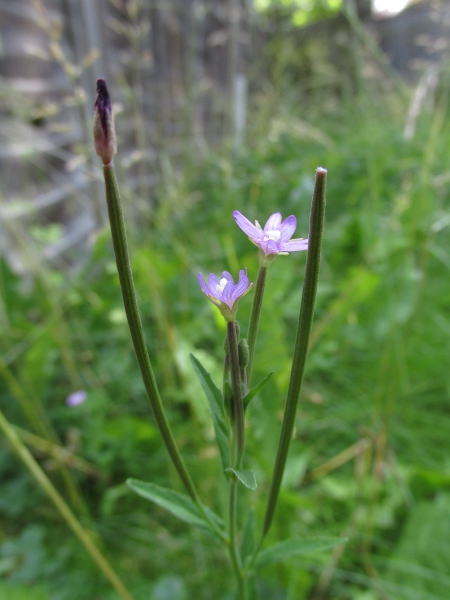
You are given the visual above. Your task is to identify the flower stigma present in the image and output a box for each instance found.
[216,278,228,293]
[264,229,281,242]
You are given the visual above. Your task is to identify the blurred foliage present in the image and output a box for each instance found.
[255,0,342,26]
[1,13,450,599]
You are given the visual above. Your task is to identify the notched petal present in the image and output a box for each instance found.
[279,215,297,241]
[264,212,282,232]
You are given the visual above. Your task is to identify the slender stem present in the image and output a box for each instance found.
[103,163,225,541]
[226,320,246,599]
[246,265,267,387]
[0,409,134,600]
[103,164,195,496]
[228,477,245,599]
[261,167,327,539]
[227,321,245,465]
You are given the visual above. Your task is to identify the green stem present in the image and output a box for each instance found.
[226,320,246,599]
[228,477,245,599]
[227,321,245,465]
[102,164,225,541]
[261,167,327,539]
[246,265,267,387]
[0,408,134,600]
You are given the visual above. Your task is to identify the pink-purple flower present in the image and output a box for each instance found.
[233,211,308,262]
[198,270,253,321]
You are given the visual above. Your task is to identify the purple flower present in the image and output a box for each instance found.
[198,270,253,321]
[233,211,308,263]
[66,390,87,407]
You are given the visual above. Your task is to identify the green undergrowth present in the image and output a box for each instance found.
[1,80,450,599]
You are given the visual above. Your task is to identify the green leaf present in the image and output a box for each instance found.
[256,536,347,568]
[243,372,274,409]
[127,479,225,538]
[226,468,257,490]
[190,354,230,472]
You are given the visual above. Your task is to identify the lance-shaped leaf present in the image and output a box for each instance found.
[225,468,257,490]
[190,354,230,472]
[256,536,347,568]
[243,372,274,410]
[127,479,225,539]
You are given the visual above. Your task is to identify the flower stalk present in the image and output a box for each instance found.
[227,320,245,466]
[246,264,267,388]
[226,319,246,598]
[261,167,327,539]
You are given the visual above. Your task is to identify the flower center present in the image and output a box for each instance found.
[216,278,228,293]
[264,229,281,242]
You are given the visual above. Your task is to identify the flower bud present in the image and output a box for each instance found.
[93,78,117,165]
[238,338,249,368]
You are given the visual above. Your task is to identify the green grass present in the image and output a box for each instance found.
[1,70,450,599]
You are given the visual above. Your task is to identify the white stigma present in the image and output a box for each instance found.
[264,229,281,242]
[255,220,263,231]
[216,278,228,293]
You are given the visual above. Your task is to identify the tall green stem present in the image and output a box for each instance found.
[0,408,134,600]
[246,265,267,387]
[103,164,197,500]
[227,320,245,464]
[261,167,327,538]
[226,320,246,598]
[228,477,245,599]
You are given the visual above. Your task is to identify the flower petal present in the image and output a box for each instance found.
[238,269,248,282]
[206,273,223,299]
[263,239,280,256]
[208,272,219,289]
[221,271,234,283]
[233,211,264,241]
[198,272,210,295]
[264,212,282,232]
[221,279,234,303]
[232,273,250,300]
[279,238,309,252]
[279,215,297,241]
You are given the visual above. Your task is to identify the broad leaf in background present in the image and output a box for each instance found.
[226,468,257,490]
[127,479,225,539]
[256,536,347,568]
[190,354,230,472]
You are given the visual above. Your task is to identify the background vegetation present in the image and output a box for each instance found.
[1,1,450,599]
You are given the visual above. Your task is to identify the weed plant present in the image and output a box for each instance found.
[1,22,450,600]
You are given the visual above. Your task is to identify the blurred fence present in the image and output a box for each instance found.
[0,0,256,272]
[1,0,449,273]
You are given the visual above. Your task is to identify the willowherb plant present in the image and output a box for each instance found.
[94,78,342,599]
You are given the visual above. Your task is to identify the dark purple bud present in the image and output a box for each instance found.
[94,78,117,164]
